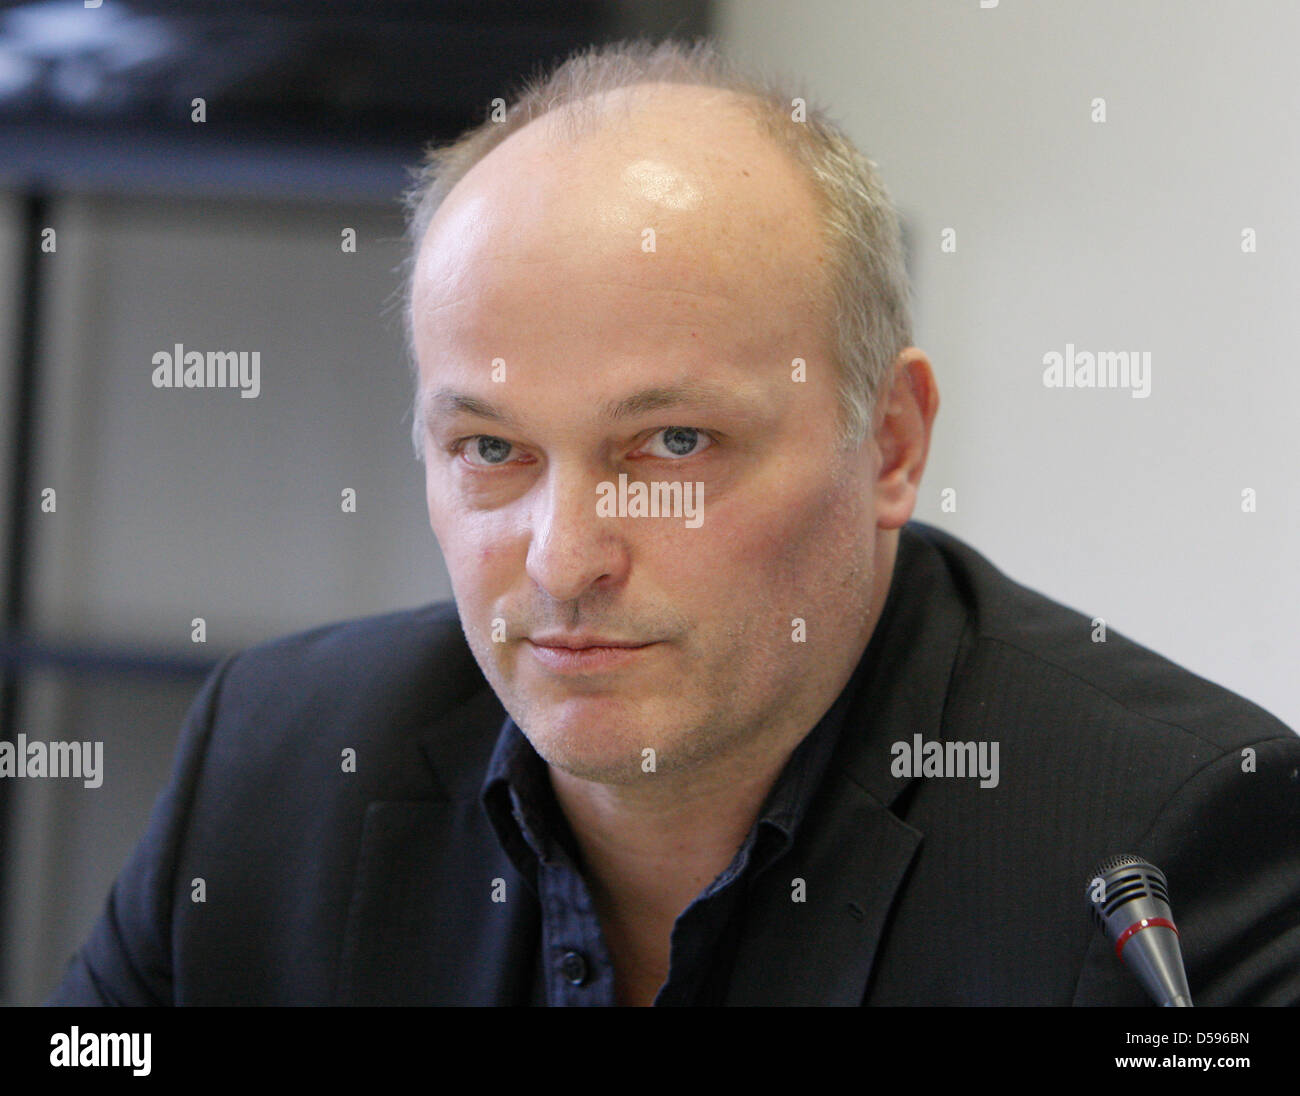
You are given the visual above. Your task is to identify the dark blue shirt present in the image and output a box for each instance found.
[480,644,876,1006]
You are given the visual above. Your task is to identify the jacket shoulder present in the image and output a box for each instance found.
[227,599,468,685]
[883,525,1300,1004]
[199,600,495,800]
[908,521,1294,755]
[221,600,482,718]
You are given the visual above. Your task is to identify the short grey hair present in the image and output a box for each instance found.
[400,37,912,459]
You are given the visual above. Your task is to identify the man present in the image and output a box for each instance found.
[49,40,1300,1006]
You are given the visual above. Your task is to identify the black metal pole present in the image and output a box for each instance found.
[0,190,50,998]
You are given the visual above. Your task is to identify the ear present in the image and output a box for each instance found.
[871,349,939,530]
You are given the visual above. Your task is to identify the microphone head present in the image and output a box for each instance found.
[1085,854,1193,1006]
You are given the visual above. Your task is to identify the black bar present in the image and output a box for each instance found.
[0,1005,1285,1081]
[0,190,50,998]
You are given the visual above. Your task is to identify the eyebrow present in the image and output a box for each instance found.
[422,380,758,432]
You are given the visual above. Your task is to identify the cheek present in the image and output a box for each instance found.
[426,477,472,566]
[431,504,521,598]
[721,477,868,594]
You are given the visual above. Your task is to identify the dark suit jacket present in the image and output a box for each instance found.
[48,522,1300,1005]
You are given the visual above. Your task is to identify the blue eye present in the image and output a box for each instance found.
[462,436,515,466]
[644,427,711,459]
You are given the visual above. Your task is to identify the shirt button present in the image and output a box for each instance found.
[559,951,588,986]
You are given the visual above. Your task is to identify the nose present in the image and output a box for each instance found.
[525,467,631,603]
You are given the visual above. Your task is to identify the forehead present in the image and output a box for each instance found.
[413,83,829,320]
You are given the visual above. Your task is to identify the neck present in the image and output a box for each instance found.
[548,729,802,1006]
[549,729,799,924]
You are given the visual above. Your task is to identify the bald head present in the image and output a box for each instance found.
[411,82,832,411]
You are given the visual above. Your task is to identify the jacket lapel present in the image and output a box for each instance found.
[724,773,923,1005]
[334,684,539,1005]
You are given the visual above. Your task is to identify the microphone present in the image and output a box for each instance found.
[1085,854,1193,1006]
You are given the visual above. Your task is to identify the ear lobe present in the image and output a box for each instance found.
[873,463,919,531]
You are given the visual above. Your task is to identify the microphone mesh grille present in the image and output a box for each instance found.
[1085,854,1170,930]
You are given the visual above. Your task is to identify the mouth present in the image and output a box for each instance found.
[529,634,652,650]
[525,637,658,674]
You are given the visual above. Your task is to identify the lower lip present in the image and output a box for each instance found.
[527,641,656,673]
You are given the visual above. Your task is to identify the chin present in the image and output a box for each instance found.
[518,703,671,783]
[545,750,647,786]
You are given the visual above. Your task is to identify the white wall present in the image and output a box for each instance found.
[27,193,450,650]
[718,0,1299,727]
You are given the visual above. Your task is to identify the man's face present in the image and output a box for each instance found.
[413,87,887,784]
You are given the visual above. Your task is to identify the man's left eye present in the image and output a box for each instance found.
[640,427,712,459]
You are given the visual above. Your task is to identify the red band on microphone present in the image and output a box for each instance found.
[1115,917,1179,959]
